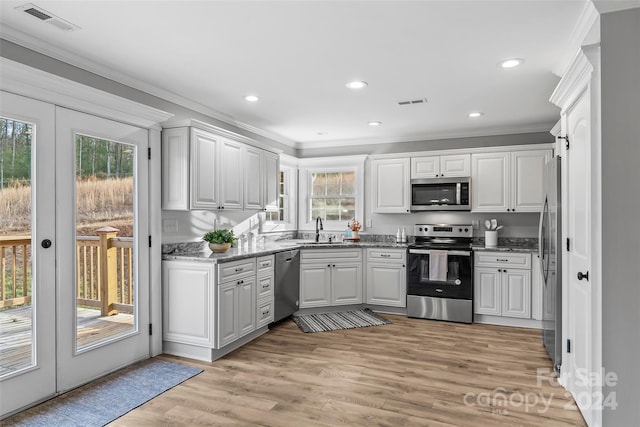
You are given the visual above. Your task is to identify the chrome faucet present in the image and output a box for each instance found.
[315,217,323,242]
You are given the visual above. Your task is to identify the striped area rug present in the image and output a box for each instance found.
[292,308,390,333]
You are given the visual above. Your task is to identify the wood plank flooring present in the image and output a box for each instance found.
[112,315,586,426]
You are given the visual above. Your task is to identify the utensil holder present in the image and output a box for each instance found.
[485,230,498,247]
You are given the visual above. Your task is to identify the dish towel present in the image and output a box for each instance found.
[429,250,448,282]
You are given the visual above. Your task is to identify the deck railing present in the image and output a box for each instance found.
[1,228,134,315]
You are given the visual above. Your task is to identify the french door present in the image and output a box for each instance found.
[0,93,150,417]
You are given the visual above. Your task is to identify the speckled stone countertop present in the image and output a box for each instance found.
[162,239,410,263]
[472,237,538,253]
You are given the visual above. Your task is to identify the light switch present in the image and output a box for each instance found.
[163,218,178,233]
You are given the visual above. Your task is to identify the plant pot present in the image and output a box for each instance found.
[209,242,231,253]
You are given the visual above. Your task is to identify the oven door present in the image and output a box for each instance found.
[407,249,473,299]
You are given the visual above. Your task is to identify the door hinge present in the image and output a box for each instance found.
[149,235,152,247]
[567,338,571,353]
[566,238,570,251]
[148,147,151,159]
[557,135,569,150]
[149,323,153,335]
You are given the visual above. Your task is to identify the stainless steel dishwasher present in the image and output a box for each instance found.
[273,249,300,323]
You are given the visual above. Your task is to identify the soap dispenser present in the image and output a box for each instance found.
[401,227,407,243]
[396,227,401,243]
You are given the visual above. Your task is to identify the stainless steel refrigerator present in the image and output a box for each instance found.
[539,155,562,374]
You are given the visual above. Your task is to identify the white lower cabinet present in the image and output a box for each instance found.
[299,249,362,308]
[256,255,275,328]
[216,259,256,348]
[365,248,406,307]
[474,252,531,319]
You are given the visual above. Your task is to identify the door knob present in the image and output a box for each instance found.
[41,239,52,249]
[577,271,589,281]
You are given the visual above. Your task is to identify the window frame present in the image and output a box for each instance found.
[262,154,297,232]
[298,155,366,232]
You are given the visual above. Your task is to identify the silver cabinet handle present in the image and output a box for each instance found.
[235,267,244,272]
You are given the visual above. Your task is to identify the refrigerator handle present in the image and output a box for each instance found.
[538,197,547,280]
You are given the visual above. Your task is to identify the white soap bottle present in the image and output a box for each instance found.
[401,227,407,243]
[396,227,401,243]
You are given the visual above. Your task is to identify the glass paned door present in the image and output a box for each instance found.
[56,107,149,392]
[0,92,56,417]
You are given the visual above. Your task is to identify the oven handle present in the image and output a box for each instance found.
[408,249,471,257]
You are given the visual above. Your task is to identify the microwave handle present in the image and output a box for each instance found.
[456,182,461,205]
[409,249,471,257]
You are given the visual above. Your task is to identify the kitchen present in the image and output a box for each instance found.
[0,1,638,426]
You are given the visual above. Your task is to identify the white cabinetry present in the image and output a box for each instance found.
[371,158,410,213]
[472,150,550,213]
[474,252,531,319]
[161,125,279,211]
[216,258,256,348]
[299,249,363,308]
[244,146,279,211]
[162,261,215,346]
[411,154,470,178]
[365,248,406,307]
[256,255,275,328]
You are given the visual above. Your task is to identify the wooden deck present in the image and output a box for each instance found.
[0,306,134,375]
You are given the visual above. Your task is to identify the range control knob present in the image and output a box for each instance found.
[464,228,469,232]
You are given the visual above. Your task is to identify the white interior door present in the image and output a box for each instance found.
[565,90,593,425]
[0,92,56,417]
[55,107,150,392]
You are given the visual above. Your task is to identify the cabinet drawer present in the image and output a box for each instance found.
[257,275,274,299]
[256,298,274,329]
[257,255,274,273]
[301,249,362,263]
[475,252,531,269]
[367,248,406,263]
[218,258,256,282]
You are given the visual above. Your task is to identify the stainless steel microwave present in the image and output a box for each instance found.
[410,177,471,211]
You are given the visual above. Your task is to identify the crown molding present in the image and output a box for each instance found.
[592,0,640,14]
[549,46,598,110]
[553,1,600,77]
[0,58,173,129]
[0,25,296,147]
[295,122,556,151]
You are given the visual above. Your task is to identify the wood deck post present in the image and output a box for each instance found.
[97,226,119,316]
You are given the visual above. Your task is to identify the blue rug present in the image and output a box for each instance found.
[4,359,202,426]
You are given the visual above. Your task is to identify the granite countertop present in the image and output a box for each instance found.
[163,239,410,263]
[471,237,538,253]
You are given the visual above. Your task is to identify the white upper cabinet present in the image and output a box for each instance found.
[161,127,190,211]
[472,149,550,213]
[371,158,410,213]
[243,146,279,211]
[411,154,470,178]
[162,124,279,212]
[190,128,220,210]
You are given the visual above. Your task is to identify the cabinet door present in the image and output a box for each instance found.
[471,152,510,212]
[237,278,256,338]
[372,158,410,213]
[243,146,262,210]
[262,151,280,212]
[440,154,470,177]
[190,128,219,209]
[366,263,406,307]
[331,263,363,305]
[474,267,501,315]
[256,298,274,329]
[161,128,189,211]
[219,138,243,209]
[511,150,550,212]
[411,156,439,178]
[299,264,331,308]
[502,269,531,318]
[217,281,238,348]
[162,261,214,346]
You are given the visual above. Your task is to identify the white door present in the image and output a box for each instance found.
[237,278,256,338]
[474,268,501,316]
[243,146,262,210]
[366,264,405,307]
[565,91,594,425]
[299,264,331,308]
[0,92,56,416]
[217,281,238,347]
[190,128,219,209]
[262,151,280,212]
[219,138,243,209]
[331,263,362,305]
[55,107,150,392]
[502,270,531,319]
[511,150,550,213]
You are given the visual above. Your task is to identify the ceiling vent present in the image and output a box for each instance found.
[398,98,428,106]
[17,3,80,32]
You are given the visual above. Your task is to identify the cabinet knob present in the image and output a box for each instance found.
[577,271,589,281]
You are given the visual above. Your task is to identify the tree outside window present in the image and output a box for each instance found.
[309,171,355,222]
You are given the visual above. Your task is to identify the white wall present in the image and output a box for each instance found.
[600,7,640,426]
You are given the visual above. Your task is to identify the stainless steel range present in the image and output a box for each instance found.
[407,224,474,323]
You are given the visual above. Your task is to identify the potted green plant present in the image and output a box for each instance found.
[202,229,237,253]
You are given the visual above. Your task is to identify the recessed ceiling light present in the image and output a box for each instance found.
[244,95,259,102]
[498,58,524,69]
[346,81,368,90]
[468,112,484,118]
[368,121,382,126]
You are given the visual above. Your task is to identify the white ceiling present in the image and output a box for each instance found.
[0,1,593,148]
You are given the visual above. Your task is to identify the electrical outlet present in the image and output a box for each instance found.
[162,218,178,233]
[366,219,372,228]
[472,219,479,229]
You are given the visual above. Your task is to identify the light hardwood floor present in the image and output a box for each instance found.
[111,315,585,426]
